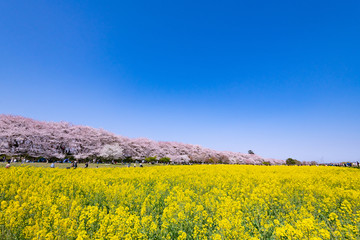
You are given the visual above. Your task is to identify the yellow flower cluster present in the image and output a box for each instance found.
[0,165,359,239]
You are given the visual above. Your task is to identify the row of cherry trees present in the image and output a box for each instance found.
[0,115,283,164]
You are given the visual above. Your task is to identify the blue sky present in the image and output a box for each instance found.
[1,0,359,163]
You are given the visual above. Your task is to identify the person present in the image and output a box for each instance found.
[140,163,143,167]
[74,161,78,169]
[134,163,136,167]
[85,162,88,168]
[50,163,55,168]
[5,163,10,168]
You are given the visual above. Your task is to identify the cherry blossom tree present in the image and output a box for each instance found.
[99,144,124,160]
[0,115,284,164]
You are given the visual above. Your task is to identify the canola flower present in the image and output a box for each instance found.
[0,165,359,239]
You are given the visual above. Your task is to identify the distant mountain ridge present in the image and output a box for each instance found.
[0,115,283,164]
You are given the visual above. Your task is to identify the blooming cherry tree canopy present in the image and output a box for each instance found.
[0,115,283,164]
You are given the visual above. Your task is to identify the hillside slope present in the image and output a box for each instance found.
[0,115,283,164]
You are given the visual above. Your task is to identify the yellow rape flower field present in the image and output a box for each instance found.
[1,165,359,240]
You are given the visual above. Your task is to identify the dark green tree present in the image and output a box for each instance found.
[159,157,170,164]
[145,156,157,163]
[286,158,301,165]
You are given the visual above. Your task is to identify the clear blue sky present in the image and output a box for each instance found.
[1,0,359,163]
